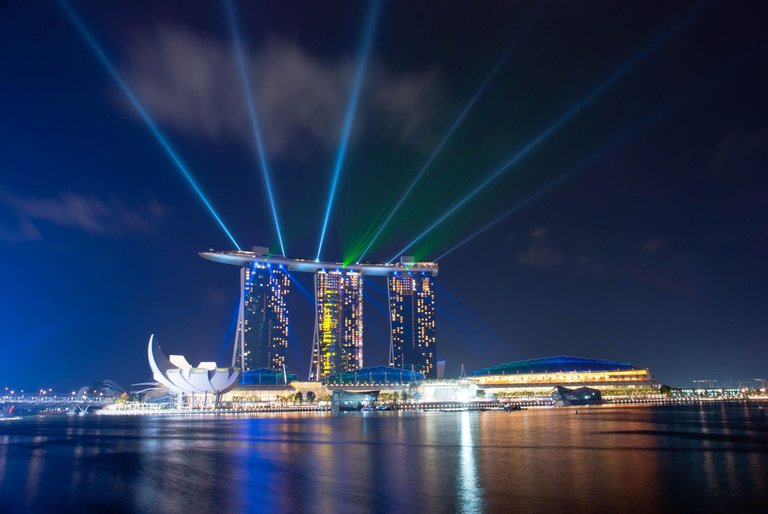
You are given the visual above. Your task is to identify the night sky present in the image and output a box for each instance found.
[1,1,766,391]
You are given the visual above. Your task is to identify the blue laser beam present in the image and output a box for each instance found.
[361,278,388,315]
[362,276,387,294]
[388,4,705,263]
[225,0,286,256]
[58,0,241,250]
[355,1,548,263]
[435,105,675,262]
[435,282,503,344]
[284,269,314,302]
[315,0,382,261]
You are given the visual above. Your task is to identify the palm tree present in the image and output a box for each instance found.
[306,391,316,404]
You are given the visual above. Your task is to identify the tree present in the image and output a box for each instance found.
[378,392,396,402]
[476,389,486,398]
[400,391,409,402]
[306,391,316,404]
[294,391,303,404]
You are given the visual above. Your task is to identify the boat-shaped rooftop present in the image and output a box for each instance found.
[200,249,438,276]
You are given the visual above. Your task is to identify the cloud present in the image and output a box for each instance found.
[516,227,606,273]
[0,217,41,243]
[0,189,165,239]
[121,26,442,161]
[517,227,562,270]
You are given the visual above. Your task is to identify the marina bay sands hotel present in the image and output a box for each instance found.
[200,248,438,380]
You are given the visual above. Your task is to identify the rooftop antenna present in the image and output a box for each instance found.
[460,363,466,379]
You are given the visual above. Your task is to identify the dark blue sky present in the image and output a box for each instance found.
[1,0,766,390]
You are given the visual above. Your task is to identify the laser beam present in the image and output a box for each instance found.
[225,0,286,256]
[355,1,548,263]
[389,5,704,263]
[435,282,503,344]
[58,0,241,250]
[362,278,388,315]
[284,270,314,302]
[435,105,674,262]
[315,0,382,261]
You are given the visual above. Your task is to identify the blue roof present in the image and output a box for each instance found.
[471,356,637,376]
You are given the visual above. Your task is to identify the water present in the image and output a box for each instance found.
[0,404,766,513]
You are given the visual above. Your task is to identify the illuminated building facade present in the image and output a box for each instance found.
[200,249,438,382]
[235,263,290,371]
[388,272,436,377]
[471,356,657,395]
[311,270,363,380]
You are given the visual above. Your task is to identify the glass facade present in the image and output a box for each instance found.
[237,264,290,371]
[388,272,436,378]
[240,368,296,385]
[312,270,363,380]
[326,366,425,385]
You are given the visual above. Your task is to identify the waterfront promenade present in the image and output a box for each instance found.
[95,396,768,416]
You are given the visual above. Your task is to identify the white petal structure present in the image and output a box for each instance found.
[147,334,241,395]
[169,355,193,370]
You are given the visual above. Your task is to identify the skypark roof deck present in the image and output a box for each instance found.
[200,249,439,276]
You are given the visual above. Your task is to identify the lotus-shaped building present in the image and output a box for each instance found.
[147,335,241,396]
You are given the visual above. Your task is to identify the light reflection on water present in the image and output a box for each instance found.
[459,411,483,513]
[0,405,766,513]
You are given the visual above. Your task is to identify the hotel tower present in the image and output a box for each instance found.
[387,270,436,377]
[310,270,364,380]
[234,262,290,371]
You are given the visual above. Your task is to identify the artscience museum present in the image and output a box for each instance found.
[147,335,241,402]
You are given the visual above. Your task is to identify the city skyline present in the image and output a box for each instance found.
[1,1,767,390]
